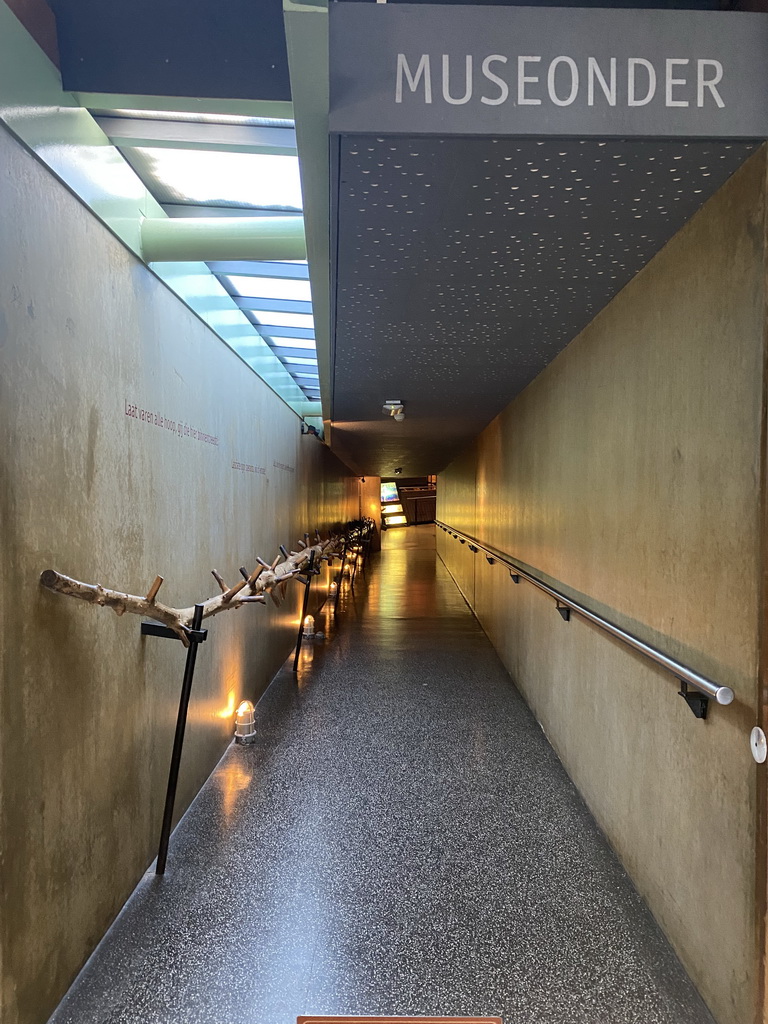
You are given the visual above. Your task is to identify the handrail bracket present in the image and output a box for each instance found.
[678,680,709,720]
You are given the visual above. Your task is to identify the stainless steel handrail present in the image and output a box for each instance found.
[434,520,735,707]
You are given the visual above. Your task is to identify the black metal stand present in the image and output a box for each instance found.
[349,544,359,591]
[149,603,208,875]
[334,539,348,611]
[293,551,316,673]
[329,518,374,610]
[360,530,372,576]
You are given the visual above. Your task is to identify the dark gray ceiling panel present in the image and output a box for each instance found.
[331,135,756,475]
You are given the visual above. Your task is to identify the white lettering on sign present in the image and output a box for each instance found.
[698,59,725,107]
[588,57,616,106]
[442,54,473,104]
[395,52,432,104]
[517,56,541,105]
[628,57,655,106]
[548,56,579,106]
[481,55,509,106]
[394,53,725,109]
[666,58,689,107]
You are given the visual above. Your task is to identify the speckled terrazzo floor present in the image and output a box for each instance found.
[48,525,715,1024]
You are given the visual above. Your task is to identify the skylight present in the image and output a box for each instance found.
[251,311,315,330]
[226,275,312,302]
[267,337,316,351]
[101,100,321,406]
[131,149,303,209]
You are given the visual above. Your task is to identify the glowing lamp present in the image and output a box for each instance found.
[234,700,256,744]
[303,614,315,637]
[329,580,338,594]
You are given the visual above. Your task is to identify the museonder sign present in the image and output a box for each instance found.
[329,4,768,138]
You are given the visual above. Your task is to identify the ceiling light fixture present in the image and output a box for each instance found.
[382,399,405,422]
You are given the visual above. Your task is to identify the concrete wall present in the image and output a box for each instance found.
[0,123,357,1024]
[437,149,767,1024]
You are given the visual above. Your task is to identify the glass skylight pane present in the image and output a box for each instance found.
[103,109,295,128]
[251,311,314,330]
[282,356,318,366]
[268,338,316,351]
[226,276,312,302]
[133,149,303,209]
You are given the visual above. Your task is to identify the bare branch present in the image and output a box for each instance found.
[146,576,164,603]
[39,536,339,646]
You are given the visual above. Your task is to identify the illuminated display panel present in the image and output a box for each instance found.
[381,481,399,503]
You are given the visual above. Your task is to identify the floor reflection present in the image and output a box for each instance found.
[49,523,713,1024]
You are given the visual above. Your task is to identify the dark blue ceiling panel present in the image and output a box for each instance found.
[49,0,291,101]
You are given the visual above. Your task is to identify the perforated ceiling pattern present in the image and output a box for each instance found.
[331,136,756,475]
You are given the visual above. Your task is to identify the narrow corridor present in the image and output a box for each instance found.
[50,526,714,1024]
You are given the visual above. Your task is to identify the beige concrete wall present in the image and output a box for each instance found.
[436,444,478,607]
[0,124,357,1024]
[437,150,767,1024]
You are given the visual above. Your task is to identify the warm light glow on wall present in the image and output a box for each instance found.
[216,689,237,719]
[211,648,245,725]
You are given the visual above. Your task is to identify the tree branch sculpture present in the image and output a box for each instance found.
[39,532,339,646]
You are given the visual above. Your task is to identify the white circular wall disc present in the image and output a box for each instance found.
[750,726,767,764]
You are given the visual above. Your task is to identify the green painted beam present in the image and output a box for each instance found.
[284,0,331,423]
[142,216,307,262]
